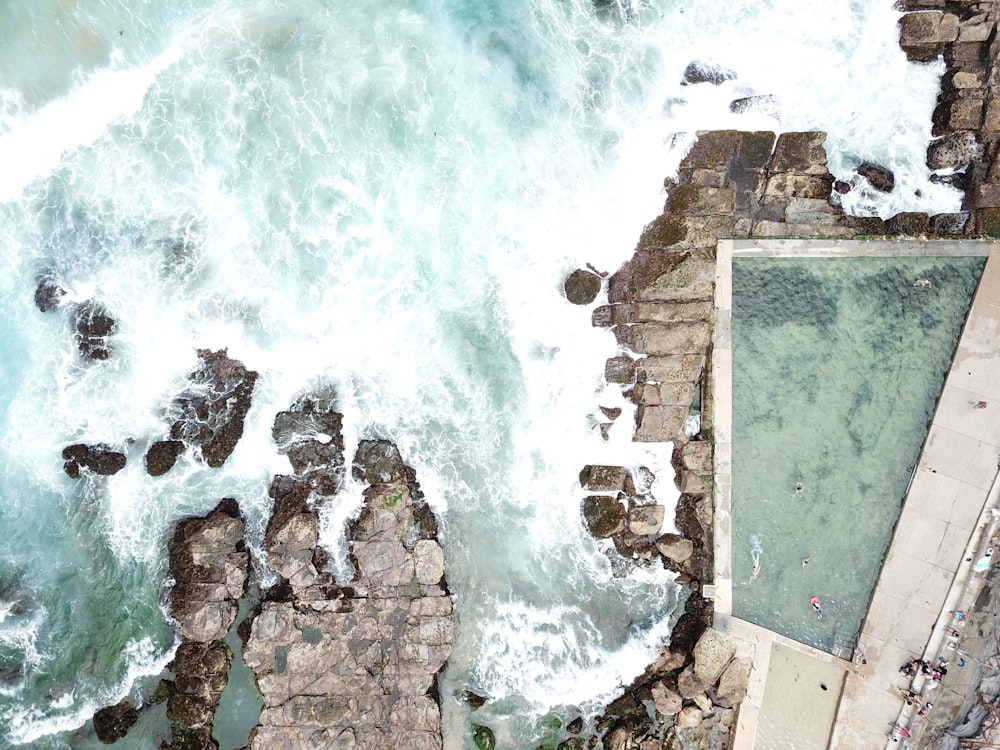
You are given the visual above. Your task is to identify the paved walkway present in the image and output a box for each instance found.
[712,239,1000,749]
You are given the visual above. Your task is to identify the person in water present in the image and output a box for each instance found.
[750,552,761,583]
[802,556,811,570]
[810,596,823,618]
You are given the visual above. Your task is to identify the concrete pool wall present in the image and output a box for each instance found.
[712,238,1000,749]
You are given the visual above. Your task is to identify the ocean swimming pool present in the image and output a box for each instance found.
[730,254,984,654]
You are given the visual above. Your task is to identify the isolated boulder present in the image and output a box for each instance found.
[564,269,602,305]
[856,161,895,192]
[145,440,185,477]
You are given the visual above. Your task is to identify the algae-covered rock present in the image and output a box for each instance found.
[472,723,496,749]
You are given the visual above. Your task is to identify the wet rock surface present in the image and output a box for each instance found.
[144,439,185,477]
[62,443,126,478]
[168,349,258,469]
[73,300,117,361]
[243,396,452,749]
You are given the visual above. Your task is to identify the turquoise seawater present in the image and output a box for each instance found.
[0,0,965,746]
[732,257,984,654]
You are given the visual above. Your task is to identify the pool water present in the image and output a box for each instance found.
[732,256,984,653]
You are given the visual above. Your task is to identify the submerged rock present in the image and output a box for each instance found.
[169,349,258,468]
[729,94,781,119]
[681,60,736,86]
[34,273,66,312]
[62,444,126,478]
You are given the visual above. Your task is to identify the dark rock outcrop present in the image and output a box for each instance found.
[169,349,258,468]
[74,301,116,361]
[272,389,345,495]
[62,444,126,478]
[144,440,185,477]
[564,268,603,305]
[92,700,139,744]
[856,161,896,192]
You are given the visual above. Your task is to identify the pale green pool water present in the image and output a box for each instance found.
[732,256,984,653]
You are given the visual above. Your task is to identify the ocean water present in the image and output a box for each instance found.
[0,0,961,747]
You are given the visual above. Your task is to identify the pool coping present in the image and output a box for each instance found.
[712,238,1000,749]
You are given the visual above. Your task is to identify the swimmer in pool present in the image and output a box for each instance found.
[810,596,823,619]
[750,552,761,583]
[802,556,811,570]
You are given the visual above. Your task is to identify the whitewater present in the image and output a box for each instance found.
[0,0,958,747]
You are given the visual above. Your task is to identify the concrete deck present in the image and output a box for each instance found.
[712,239,1000,749]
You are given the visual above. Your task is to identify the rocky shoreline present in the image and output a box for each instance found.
[80,3,1000,749]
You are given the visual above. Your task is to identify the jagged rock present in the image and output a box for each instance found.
[677,665,709,699]
[887,212,929,234]
[628,505,665,536]
[272,390,345,495]
[927,130,981,169]
[169,349,258,468]
[74,300,116,360]
[715,656,752,708]
[145,440,185,477]
[564,269,603,305]
[833,180,851,194]
[581,496,625,539]
[566,716,584,734]
[463,690,487,709]
[657,533,694,563]
[557,738,584,750]
[580,465,626,492]
[729,94,780,119]
[352,439,409,485]
[600,406,622,420]
[682,60,736,86]
[34,273,66,312]
[651,681,683,716]
[692,628,737,685]
[856,161,896,192]
[62,444,126,478]
[92,700,139,744]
